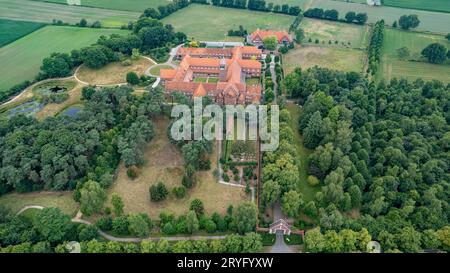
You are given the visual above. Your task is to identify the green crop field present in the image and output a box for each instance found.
[0,0,140,28]
[0,19,45,47]
[309,0,450,34]
[0,26,129,91]
[383,0,450,13]
[300,17,370,48]
[32,0,170,12]
[378,28,450,83]
[162,4,295,41]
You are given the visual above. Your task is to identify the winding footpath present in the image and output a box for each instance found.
[17,205,227,243]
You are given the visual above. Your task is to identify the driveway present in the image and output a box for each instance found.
[270,232,293,253]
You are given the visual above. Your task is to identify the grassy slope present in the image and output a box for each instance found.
[378,28,450,83]
[0,0,140,28]
[0,26,128,91]
[31,0,170,12]
[0,19,45,47]
[311,0,450,34]
[286,103,318,203]
[162,4,295,41]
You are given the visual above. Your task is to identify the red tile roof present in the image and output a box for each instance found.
[160,69,176,79]
[250,29,291,43]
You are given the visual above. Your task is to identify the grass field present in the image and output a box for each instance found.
[383,0,450,13]
[378,28,450,83]
[0,19,45,47]
[108,116,248,219]
[32,0,170,12]
[283,45,365,74]
[0,0,140,28]
[0,191,79,216]
[76,57,153,85]
[310,0,450,34]
[300,18,370,48]
[286,103,318,203]
[162,4,295,41]
[0,26,128,92]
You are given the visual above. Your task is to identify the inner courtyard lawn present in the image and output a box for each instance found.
[162,4,295,41]
[107,116,249,219]
[0,26,129,92]
[377,28,450,83]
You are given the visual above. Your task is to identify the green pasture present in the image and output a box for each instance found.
[0,19,45,47]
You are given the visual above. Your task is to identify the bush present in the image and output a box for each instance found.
[78,225,98,241]
[96,216,113,231]
[182,174,193,188]
[112,216,129,235]
[149,182,168,202]
[307,175,320,186]
[127,165,139,179]
[172,186,187,199]
[190,199,205,216]
[126,72,140,85]
[205,219,217,233]
[223,173,230,182]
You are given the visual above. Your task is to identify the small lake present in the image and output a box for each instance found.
[8,101,43,118]
[60,105,83,117]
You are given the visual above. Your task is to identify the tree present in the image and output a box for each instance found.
[79,18,87,27]
[261,180,280,208]
[189,199,205,216]
[128,214,150,238]
[355,13,368,25]
[80,180,107,216]
[304,228,326,252]
[34,208,71,244]
[446,33,450,42]
[186,210,199,234]
[126,72,140,85]
[281,190,302,217]
[263,36,278,50]
[78,225,98,241]
[398,14,420,30]
[397,47,410,60]
[112,216,129,235]
[421,43,447,64]
[294,28,305,44]
[111,193,124,217]
[149,182,168,202]
[307,175,320,186]
[345,11,356,23]
[234,202,257,235]
[303,111,324,149]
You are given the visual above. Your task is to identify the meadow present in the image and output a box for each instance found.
[383,0,450,13]
[32,0,170,12]
[310,0,450,34]
[0,0,140,28]
[0,19,45,47]
[108,117,248,219]
[0,26,129,91]
[162,4,295,41]
[378,28,450,83]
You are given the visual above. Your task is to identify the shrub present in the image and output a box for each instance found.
[182,174,193,188]
[96,216,113,231]
[223,173,230,182]
[112,216,130,235]
[172,186,187,199]
[205,219,217,233]
[78,225,98,241]
[149,182,168,202]
[126,72,140,85]
[190,199,205,216]
[307,175,320,186]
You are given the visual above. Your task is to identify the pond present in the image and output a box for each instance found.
[33,80,76,96]
[7,101,44,118]
[60,105,83,117]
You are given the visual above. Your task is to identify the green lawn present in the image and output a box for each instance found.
[310,0,450,34]
[32,0,170,12]
[162,4,295,41]
[0,191,79,216]
[0,26,128,91]
[285,103,318,203]
[0,19,45,47]
[0,0,140,28]
[383,0,450,13]
[377,28,450,83]
[149,64,174,76]
[300,18,370,49]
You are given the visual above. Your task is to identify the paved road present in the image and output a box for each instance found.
[270,232,293,253]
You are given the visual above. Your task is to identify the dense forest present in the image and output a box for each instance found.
[284,67,449,252]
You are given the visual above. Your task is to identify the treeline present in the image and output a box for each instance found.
[304,8,368,25]
[367,20,384,75]
[140,0,190,19]
[284,67,449,253]
[190,0,303,16]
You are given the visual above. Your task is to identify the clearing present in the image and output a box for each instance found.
[0,25,128,91]
[310,0,450,34]
[162,4,295,41]
[76,57,154,85]
[283,45,365,74]
[0,0,140,28]
[107,116,249,219]
[32,0,170,12]
[378,28,450,83]
[0,191,79,216]
[0,19,45,47]
[35,82,84,120]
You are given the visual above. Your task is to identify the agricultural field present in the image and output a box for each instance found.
[108,117,249,219]
[0,0,140,28]
[0,191,79,216]
[310,0,450,34]
[32,0,170,12]
[0,26,128,92]
[300,18,370,48]
[0,19,45,47]
[76,57,154,85]
[383,0,450,13]
[162,4,295,41]
[378,28,450,83]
